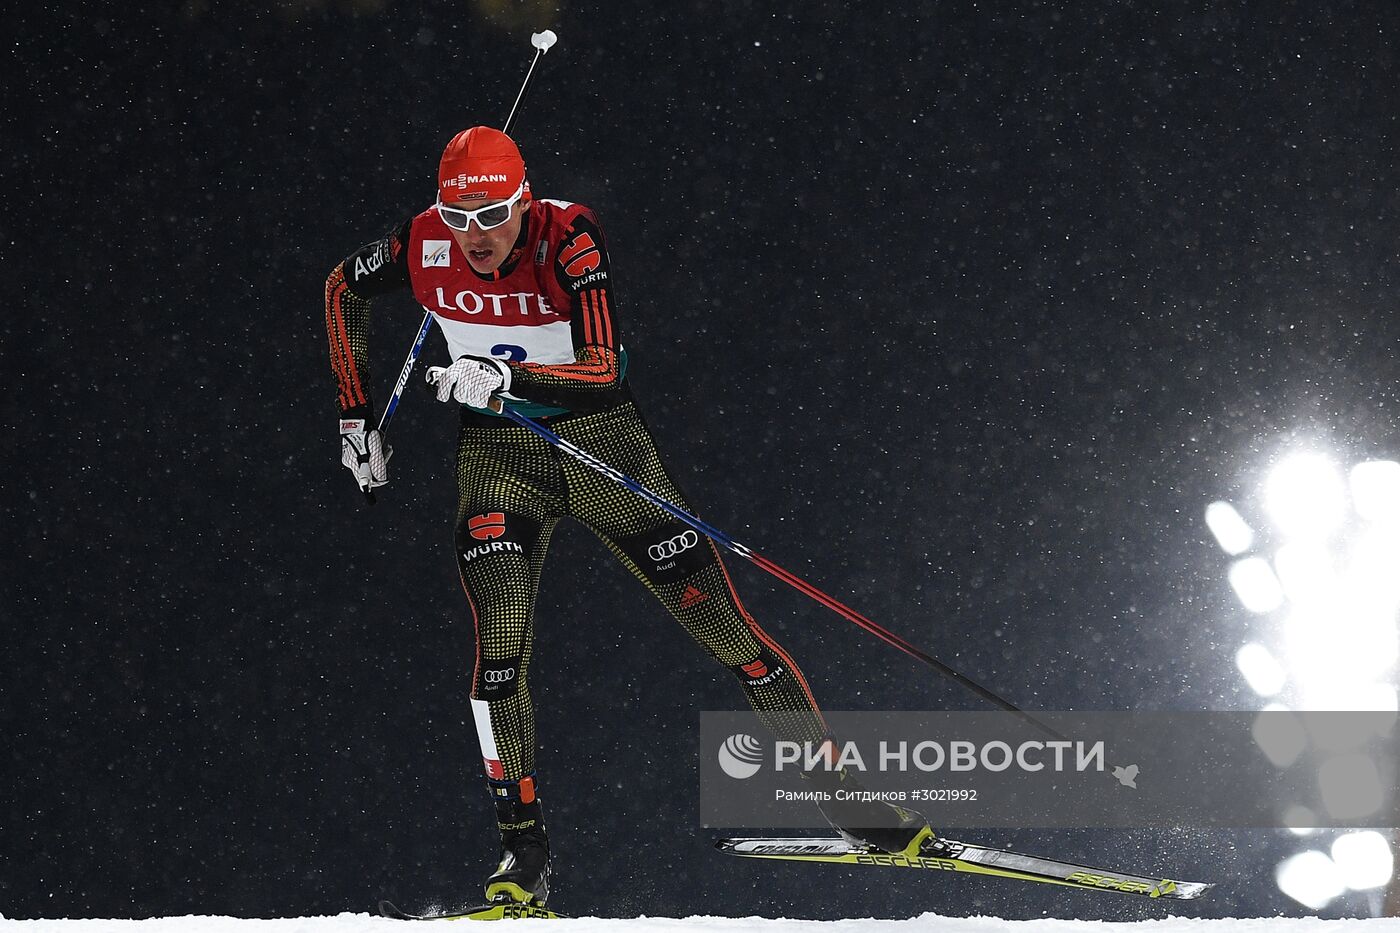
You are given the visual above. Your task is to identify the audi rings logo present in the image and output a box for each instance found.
[649,531,699,562]
[718,733,765,780]
[483,668,516,685]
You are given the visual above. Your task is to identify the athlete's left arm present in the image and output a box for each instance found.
[504,208,626,413]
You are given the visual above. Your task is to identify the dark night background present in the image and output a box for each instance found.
[5,0,1399,922]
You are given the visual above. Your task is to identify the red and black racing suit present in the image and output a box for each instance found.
[325,196,828,799]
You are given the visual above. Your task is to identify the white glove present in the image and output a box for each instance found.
[425,355,512,408]
[340,418,391,492]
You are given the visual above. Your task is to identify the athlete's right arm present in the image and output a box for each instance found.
[324,219,413,419]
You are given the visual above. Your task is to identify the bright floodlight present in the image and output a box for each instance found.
[1285,599,1397,698]
[1348,527,1400,626]
[1273,542,1336,606]
[1281,608,1358,697]
[1265,453,1348,540]
[1318,754,1385,820]
[1228,558,1286,614]
[1331,830,1394,891]
[1206,501,1255,555]
[1350,460,1400,525]
[1276,849,1344,910]
[1235,642,1286,696]
[1298,680,1399,715]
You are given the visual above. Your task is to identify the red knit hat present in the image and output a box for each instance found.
[438,126,527,203]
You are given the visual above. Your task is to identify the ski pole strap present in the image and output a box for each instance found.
[498,406,1071,744]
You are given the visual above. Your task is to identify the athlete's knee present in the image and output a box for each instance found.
[726,643,790,690]
[472,655,525,702]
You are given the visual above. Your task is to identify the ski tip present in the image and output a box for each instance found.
[1168,880,1216,900]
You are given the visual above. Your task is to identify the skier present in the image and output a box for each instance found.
[325,126,930,908]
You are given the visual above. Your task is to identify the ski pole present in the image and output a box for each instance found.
[494,404,1076,744]
[360,311,437,505]
[502,29,557,136]
[373,30,559,444]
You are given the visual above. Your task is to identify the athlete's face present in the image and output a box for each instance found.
[443,196,529,274]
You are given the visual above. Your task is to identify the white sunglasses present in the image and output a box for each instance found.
[435,181,526,232]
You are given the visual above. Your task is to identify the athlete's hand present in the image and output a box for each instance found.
[340,417,391,493]
[425,355,512,408]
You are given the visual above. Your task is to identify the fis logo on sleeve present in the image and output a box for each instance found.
[422,239,452,268]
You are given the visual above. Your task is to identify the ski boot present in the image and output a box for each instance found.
[804,766,934,857]
[484,781,551,907]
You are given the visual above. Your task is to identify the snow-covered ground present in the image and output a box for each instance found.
[3,916,1400,932]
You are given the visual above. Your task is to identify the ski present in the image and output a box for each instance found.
[378,898,566,921]
[716,835,1213,900]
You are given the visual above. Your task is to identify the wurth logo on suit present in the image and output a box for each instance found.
[734,656,787,687]
[461,512,526,564]
[558,231,600,278]
[468,513,508,540]
[558,229,609,290]
[461,540,524,564]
